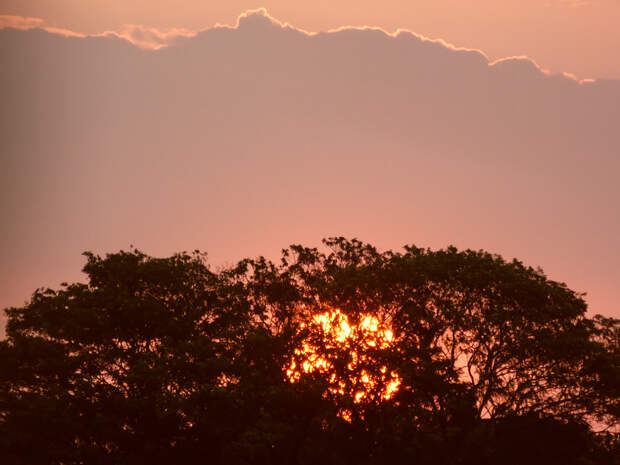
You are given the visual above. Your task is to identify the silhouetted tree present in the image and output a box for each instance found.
[1,239,618,464]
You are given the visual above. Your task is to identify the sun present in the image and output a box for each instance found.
[286,309,401,419]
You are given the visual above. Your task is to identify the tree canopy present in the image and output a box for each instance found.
[1,238,619,464]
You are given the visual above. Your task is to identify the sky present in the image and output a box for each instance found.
[0,4,619,334]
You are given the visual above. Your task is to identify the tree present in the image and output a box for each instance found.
[1,239,619,464]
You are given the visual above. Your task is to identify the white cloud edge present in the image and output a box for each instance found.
[0,9,598,84]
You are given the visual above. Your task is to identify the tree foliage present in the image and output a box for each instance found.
[1,238,619,464]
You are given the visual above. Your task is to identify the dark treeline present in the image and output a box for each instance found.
[1,238,619,464]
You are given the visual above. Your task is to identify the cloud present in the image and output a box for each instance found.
[0,14,84,38]
[102,24,197,49]
[0,15,44,30]
[0,9,619,332]
[235,7,292,30]
[0,9,598,83]
[0,14,197,49]
[0,9,572,80]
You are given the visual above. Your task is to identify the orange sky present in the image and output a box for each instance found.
[1,0,620,80]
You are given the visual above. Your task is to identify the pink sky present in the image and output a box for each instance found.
[1,0,620,80]
[0,8,619,334]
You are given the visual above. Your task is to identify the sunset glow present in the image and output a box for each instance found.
[286,310,400,419]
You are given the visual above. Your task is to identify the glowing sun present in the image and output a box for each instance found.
[286,309,400,419]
